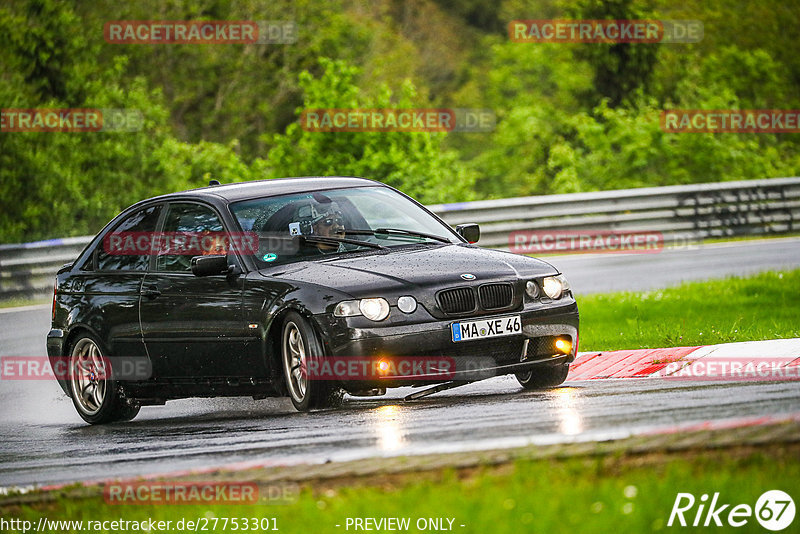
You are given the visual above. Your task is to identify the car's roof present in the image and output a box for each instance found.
[147,176,383,204]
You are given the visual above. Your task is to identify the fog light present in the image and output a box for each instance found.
[555,338,572,354]
[378,360,390,373]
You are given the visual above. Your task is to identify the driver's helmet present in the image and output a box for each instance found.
[290,200,344,236]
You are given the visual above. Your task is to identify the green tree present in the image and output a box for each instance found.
[265,58,476,204]
[568,0,661,108]
[0,0,258,242]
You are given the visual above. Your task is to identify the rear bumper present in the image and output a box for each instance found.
[46,329,69,395]
[46,328,65,357]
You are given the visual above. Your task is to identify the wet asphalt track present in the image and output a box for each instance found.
[1,238,799,488]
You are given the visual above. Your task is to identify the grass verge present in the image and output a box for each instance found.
[2,444,798,533]
[578,269,800,351]
[0,298,48,309]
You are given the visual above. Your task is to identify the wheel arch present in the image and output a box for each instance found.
[62,323,105,356]
[54,324,106,397]
[264,304,318,392]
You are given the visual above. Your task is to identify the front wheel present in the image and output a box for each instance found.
[515,362,570,390]
[68,334,140,424]
[281,312,339,411]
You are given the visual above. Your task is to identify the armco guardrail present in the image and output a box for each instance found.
[428,177,800,248]
[1,177,799,301]
[0,236,92,301]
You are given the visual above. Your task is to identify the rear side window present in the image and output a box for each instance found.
[156,203,225,272]
[96,205,162,271]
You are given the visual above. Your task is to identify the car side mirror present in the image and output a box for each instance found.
[191,255,231,277]
[456,223,480,244]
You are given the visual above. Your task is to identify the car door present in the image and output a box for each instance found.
[75,204,163,361]
[139,201,250,378]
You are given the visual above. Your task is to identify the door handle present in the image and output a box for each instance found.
[142,285,161,299]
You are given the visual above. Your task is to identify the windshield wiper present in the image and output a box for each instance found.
[347,228,451,244]
[299,235,387,250]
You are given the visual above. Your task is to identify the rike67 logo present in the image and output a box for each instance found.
[669,490,795,531]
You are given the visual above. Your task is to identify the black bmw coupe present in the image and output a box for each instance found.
[47,177,579,424]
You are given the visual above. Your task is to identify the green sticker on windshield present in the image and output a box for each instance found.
[262,253,277,262]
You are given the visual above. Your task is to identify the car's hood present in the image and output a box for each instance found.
[263,244,558,295]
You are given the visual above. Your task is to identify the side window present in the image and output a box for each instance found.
[96,205,162,271]
[156,203,225,272]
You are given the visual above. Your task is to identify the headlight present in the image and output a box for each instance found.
[334,298,391,321]
[397,296,417,314]
[359,298,390,321]
[542,274,570,299]
[334,300,361,317]
[525,280,540,299]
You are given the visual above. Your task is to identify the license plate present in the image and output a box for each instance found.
[451,315,522,342]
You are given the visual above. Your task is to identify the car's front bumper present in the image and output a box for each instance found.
[315,301,579,387]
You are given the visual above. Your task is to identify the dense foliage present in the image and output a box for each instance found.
[1,0,798,241]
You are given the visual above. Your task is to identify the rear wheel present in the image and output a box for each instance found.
[68,334,140,424]
[515,362,570,390]
[281,312,339,411]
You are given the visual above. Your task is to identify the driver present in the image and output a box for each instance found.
[308,202,346,253]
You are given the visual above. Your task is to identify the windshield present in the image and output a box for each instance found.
[229,186,459,266]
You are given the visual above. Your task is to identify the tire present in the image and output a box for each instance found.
[67,333,140,424]
[515,362,570,390]
[281,312,339,411]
